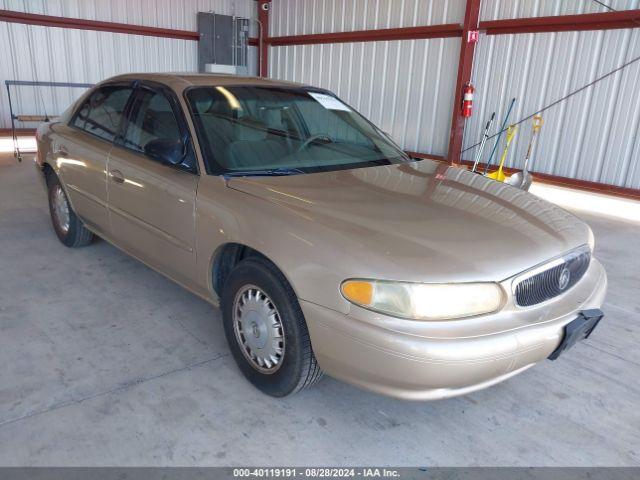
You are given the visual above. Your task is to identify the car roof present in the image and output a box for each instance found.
[102,73,307,91]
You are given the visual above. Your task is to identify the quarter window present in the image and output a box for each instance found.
[72,86,133,142]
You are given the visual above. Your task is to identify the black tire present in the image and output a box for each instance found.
[221,257,323,397]
[47,173,94,248]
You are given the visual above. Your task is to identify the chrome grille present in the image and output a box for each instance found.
[514,247,591,307]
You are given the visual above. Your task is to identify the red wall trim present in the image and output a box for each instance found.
[0,9,199,40]
[0,128,35,136]
[480,9,640,35]
[0,9,260,45]
[447,0,481,166]
[2,8,636,55]
[256,8,640,48]
[266,23,462,46]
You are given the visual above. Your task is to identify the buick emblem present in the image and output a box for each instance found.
[558,267,571,290]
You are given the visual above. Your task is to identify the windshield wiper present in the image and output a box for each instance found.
[223,167,306,178]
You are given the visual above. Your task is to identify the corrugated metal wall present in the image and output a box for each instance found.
[480,0,640,21]
[269,0,464,157]
[473,0,640,187]
[270,0,640,189]
[270,39,460,156]
[271,0,464,35]
[1,0,257,30]
[0,0,258,129]
[463,28,640,189]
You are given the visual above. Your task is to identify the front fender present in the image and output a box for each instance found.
[195,176,370,312]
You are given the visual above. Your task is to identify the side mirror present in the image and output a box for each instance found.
[143,138,184,166]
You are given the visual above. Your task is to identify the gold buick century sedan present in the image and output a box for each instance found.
[36,73,607,400]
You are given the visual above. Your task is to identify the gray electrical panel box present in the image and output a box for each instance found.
[198,12,250,75]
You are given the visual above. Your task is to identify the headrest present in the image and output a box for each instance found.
[189,89,215,114]
[259,108,285,130]
[190,89,234,118]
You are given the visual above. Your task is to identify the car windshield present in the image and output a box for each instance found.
[186,86,412,175]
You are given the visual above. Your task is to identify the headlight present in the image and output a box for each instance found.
[341,279,504,320]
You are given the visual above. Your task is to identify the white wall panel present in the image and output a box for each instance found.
[270,37,460,157]
[271,0,465,36]
[269,0,640,188]
[1,0,257,32]
[463,28,640,189]
[269,0,463,157]
[0,0,258,129]
[481,0,640,21]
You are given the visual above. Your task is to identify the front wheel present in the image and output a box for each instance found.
[221,257,323,397]
[47,174,94,247]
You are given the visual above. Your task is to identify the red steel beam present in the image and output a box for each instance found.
[0,9,199,40]
[0,9,260,45]
[481,9,640,35]
[2,7,636,61]
[0,128,36,136]
[266,23,462,46]
[263,9,640,47]
[447,0,481,165]
[258,0,271,77]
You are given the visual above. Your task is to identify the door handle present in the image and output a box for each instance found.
[110,169,125,184]
[54,145,69,157]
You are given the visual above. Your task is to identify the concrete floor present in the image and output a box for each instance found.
[0,154,639,466]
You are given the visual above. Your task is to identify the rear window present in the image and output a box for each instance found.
[72,86,133,142]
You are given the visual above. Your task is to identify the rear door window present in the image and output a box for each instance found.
[72,85,134,142]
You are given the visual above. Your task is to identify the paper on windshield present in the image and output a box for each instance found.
[308,92,352,112]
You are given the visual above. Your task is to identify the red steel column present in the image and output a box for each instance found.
[258,0,271,77]
[447,0,482,164]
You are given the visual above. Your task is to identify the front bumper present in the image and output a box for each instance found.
[301,258,607,400]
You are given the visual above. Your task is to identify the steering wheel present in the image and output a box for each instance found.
[296,134,333,153]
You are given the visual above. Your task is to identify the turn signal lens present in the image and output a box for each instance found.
[341,280,374,305]
[341,279,504,321]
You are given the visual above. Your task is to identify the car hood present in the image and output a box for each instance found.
[227,160,591,282]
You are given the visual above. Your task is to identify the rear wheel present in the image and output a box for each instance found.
[221,257,323,397]
[47,174,93,247]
